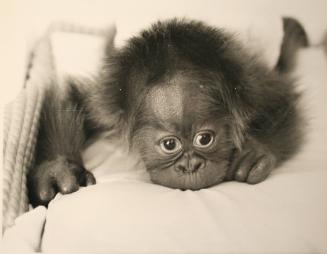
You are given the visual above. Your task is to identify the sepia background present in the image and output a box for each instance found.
[1,0,327,104]
[1,0,327,253]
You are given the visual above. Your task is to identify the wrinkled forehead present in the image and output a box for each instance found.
[144,73,212,127]
[146,78,183,122]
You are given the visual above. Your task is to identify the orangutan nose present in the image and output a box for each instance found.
[175,153,206,173]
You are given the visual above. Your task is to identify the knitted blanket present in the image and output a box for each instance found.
[2,24,112,231]
[3,36,54,231]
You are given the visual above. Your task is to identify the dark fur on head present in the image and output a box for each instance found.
[94,18,303,160]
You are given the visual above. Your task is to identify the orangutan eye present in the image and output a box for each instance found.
[193,131,214,148]
[159,136,182,154]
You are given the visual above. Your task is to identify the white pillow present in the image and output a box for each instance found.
[41,151,327,253]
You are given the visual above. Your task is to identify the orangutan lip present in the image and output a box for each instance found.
[173,164,203,175]
[175,168,203,178]
[181,169,199,174]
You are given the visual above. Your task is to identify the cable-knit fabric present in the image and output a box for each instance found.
[2,24,111,232]
[2,36,55,231]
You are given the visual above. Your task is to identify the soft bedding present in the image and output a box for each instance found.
[4,16,327,253]
[43,124,327,253]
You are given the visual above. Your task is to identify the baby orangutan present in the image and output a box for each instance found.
[28,18,307,206]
